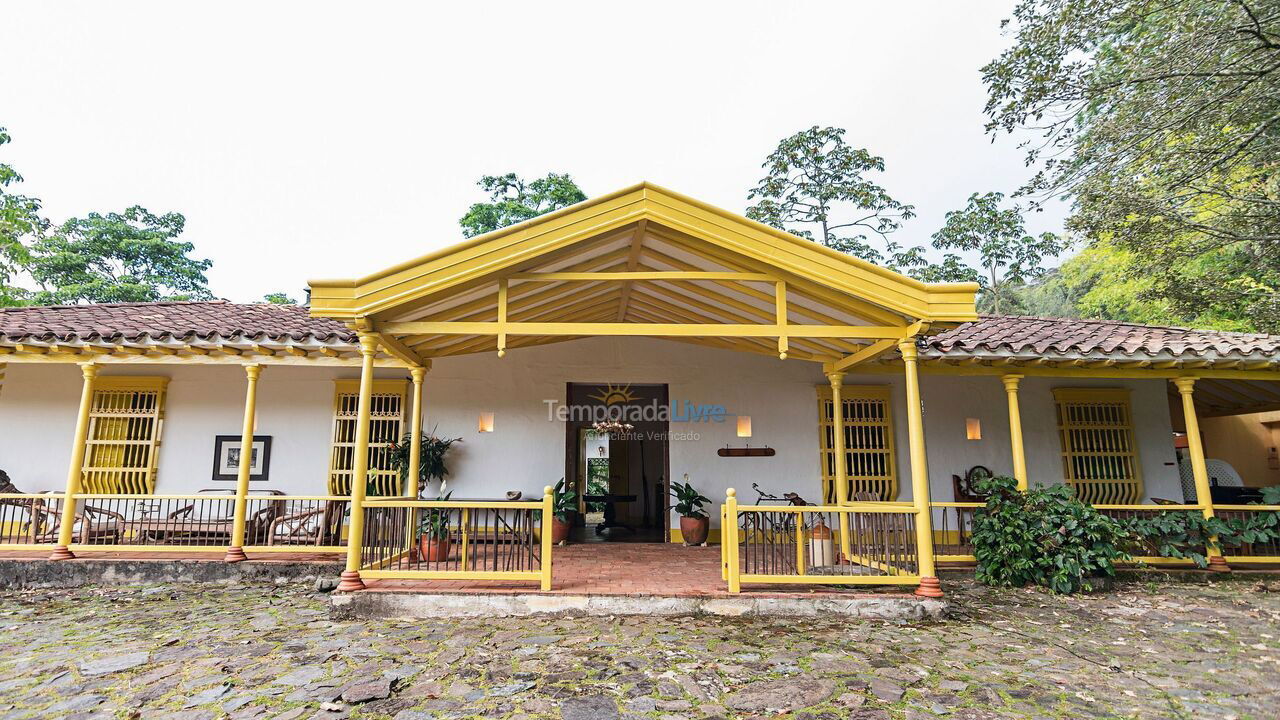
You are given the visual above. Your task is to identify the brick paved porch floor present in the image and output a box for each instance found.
[362,542,917,599]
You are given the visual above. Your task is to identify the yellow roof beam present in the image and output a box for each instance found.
[628,283,843,359]
[380,320,907,339]
[624,293,821,360]
[638,243,903,332]
[509,270,776,282]
[644,224,910,327]
[616,219,648,321]
[825,339,899,373]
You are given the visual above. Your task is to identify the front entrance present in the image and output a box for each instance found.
[564,383,670,542]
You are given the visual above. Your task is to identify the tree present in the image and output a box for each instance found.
[983,0,1280,330]
[27,206,213,304]
[746,126,917,262]
[263,292,298,305]
[931,192,1066,314]
[0,127,43,306]
[1015,239,1259,330]
[458,173,586,238]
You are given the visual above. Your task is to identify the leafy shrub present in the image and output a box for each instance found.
[971,475,1127,594]
[1262,485,1280,505]
[1119,511,1231,567]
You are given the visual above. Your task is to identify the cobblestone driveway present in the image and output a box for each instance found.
[1,578,1277,719]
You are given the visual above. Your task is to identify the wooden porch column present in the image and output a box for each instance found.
[50,363,98,560]
[225,364,263,563]
[1173,377,1230,572]
[826,372,852,559]
[337,333,380,592]
[1001,374,1028,490]
[406,365,427,499]
[899,341,942,597]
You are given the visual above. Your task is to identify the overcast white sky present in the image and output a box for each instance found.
[1,1,1066,303]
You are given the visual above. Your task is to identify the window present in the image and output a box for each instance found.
[327,379,408,497]
[816,384,898,502]
[1054,387,1142,504]
[81,377,168,494]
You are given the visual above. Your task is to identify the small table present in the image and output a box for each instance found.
[582,493,637,535]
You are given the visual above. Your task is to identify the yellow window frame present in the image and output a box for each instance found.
[82,376,169,494]
[816,384,898,502]
[1053,387,1143,504]
[327,378,408,497]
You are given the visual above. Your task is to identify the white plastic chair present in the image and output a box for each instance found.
[1179,459,1244,502]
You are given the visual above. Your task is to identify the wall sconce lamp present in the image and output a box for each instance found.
[965,417,982,440]
[736,415,752,438]
[478,412,495,433]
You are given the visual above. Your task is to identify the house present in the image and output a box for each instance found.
[1,183,1277,597]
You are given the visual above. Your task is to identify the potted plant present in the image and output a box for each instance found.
[417,491,453,562]
[670,476,711,546]
[551,478,577,545]
[388,430,462,498]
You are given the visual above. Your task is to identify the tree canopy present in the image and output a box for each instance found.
[983,0,1280,331]
[26,206,213,304]
[746,126,917,263]
[932,192,1066,314]
[0,128,42,306]
[458,173,587,238]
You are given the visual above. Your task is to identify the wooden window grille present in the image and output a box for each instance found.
[81,377,168,494]
[1054,387,1143,504]
[327,379,408,497]
[817,384,898,502]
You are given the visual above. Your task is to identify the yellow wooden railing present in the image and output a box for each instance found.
[723,491,922,592]
[359,488,554,590]
[0,493,67,549]
[929,500,1280,567]
[1,493,351,554]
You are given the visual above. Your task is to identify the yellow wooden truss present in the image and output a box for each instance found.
[308,183,979,368]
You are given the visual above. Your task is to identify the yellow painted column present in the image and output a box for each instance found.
[407,366,427,499]
[826,372,852,560]
[0,362,6,400]
[540,484,554,591]
[50,362,99,560]
[725,488,740,593]
[1001,374,1028,490]
[899,342,942,597]
[1173,377,1230,572]
[337,333,379,592]
[225,364,263,563]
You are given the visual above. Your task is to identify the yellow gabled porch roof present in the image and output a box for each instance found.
[307,182,979,365]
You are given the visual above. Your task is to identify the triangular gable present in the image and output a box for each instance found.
[308,183,978,324]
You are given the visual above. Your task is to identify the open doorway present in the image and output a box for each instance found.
[563,382,669,542]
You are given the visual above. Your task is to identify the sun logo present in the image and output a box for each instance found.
[589,383,637,405]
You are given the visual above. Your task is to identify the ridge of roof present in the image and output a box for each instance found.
[973,313,1271,339]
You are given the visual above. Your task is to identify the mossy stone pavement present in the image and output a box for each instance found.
[0,577,1277,719]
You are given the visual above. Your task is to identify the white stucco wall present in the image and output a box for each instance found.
[0,338,1182,530]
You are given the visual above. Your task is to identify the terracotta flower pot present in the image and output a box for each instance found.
[551,517,572,545]
[418,536,451,563]
[680,515,710,546]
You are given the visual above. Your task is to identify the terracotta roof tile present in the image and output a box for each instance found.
[3,303,1278,362]
[927,315,1280,360]
[0,301,356,344]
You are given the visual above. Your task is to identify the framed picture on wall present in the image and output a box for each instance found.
[212,435,272,482]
